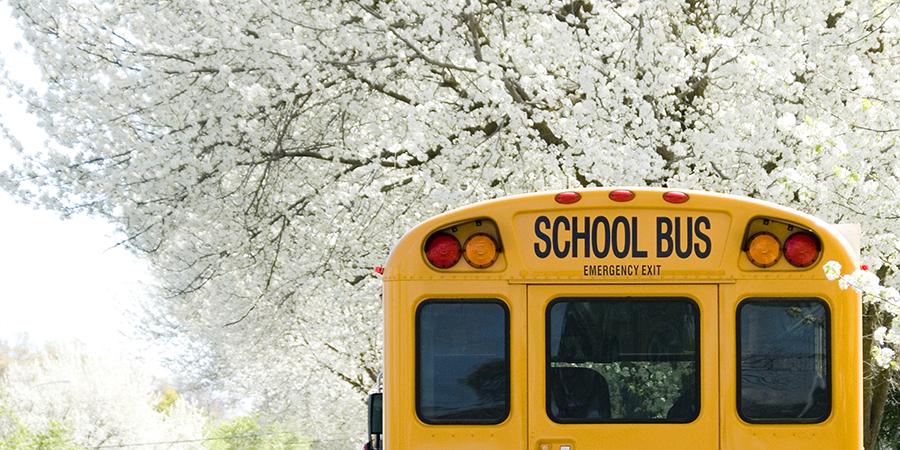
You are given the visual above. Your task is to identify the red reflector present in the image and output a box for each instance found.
[425,233,461,269]
[663,191,689,204]
[783,232,820,267]
[555,191,582,204]
[609,190,635,202]
[861,264,869,271]
[374,266,384,275]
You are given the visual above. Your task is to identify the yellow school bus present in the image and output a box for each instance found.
[366,188,862,450]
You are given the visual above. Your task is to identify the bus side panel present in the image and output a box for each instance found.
[719,281,863,450]
[384,280,527,450]
[383,278,401,450]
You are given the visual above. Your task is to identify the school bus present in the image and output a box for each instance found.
[365,188,862,450]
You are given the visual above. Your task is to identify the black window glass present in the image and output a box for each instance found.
[416,300,509,424]
[547,298,699,423]
[738,299,830,422]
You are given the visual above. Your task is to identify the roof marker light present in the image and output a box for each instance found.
[555,191,582,204]
[663,191,690,204]
[609,190,636,202]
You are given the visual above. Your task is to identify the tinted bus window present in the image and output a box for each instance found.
[547,298,699,423]
[416,300,509,424]
[738,299,830,423]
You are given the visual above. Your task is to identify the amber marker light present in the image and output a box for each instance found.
[464,234,499,269]
[747,232,781,268]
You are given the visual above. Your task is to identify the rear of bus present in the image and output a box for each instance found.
[371,188,862,450]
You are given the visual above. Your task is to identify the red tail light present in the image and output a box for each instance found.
[783,232,820,267]
[425,233,461,268]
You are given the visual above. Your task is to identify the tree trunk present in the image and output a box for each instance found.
[862,299,892,450]
[865,369,891,450]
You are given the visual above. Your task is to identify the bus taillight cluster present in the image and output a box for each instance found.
[744,219,822,269]
[424,224,500,270]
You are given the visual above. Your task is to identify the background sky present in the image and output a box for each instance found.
[0,2,164,371]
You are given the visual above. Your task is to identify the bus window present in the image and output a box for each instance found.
[546,298,700,423]
[416,300,509,424]
[737,299,830,423]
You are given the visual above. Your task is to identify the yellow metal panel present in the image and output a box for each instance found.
[383,280,527,450]
[512,210,732,278]
[718,280,863,450]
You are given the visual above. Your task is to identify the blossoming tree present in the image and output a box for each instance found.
[2,0,898,447]
[0,345,206,449]
[825,262,900,448]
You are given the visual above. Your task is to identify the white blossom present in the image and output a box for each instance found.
[776,113,797,132]
[823,261,842,281]
[874,347,896,369]
[874,326,888,345]
[826,264,900,371]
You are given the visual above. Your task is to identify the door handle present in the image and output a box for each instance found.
[539,442,574,450]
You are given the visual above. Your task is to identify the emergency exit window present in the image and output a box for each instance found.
[547,298,700,423]
[738,298,830,423]
[416,300,509,424]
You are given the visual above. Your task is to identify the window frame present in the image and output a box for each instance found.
[735,297,832,424]
[415,298,511,425]
[544,296,702,424]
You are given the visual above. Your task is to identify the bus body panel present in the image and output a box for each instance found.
[379,188,862,450]
[384,280,528,450]
[719,280,863,450]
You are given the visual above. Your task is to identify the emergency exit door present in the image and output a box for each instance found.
[527,284,719,450]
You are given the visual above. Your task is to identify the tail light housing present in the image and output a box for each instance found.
[742,217,823,270]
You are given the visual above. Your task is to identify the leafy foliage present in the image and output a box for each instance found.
[0,406,86,450]
[154,387,181,415]
[204,416,310,450]
[0,344,206,449]
[879,389,900,450]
